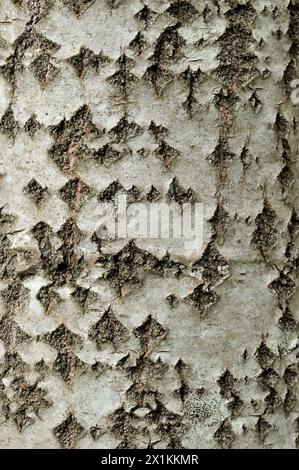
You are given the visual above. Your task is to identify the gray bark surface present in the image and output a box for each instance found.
[0,0,298,449]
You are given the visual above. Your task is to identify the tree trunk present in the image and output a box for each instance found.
[0,0,298,449]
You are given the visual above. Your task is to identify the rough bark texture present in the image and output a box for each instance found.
[0,0,298,449]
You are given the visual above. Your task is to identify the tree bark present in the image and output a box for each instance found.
[0,0,298,449]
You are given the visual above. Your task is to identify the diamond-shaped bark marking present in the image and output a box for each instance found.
[167,177,196,204]
[71,285,91,308]
[215,4,259,87]
[146,399,184,447]
[107,54,137,95]
[148,121,168,140]
[61,0,95,17]
[154,140,179,167]
[3,352,28,375]
[32,222,62,281]
[11,1,23,8]
[53,351,88,382]
[24,178,48,204]
[12,25,59,57]
[91,360,110,377]
[180,66,203,117]
[251,200,277,258]
[278,308,297,332]
[181,65,202,85]
[0,53,23,90]
[35,359,49,375]
[274,112,289,147]
[59,177,92,209]
[213,87,239,133]
[90,425,101,440]
[283,59,297,93]
[209,203,229,243]
[35,31,60,53]
[24,114,42,137]
[268,271,296,308]
[278,163,295,193]
[134,5,157,24]
[36,285,61,312]
[146,185,161,202]
[264,387,282,413]
[112,54,134,70]
[228,393,244,418]
[283,365,297,387]
[185,284,218,314]
[88,306,128,350]
[93,143,122,165]
[288,209,299,239]
[9,377,52,431]
[57,242,81,284]
[50,105,100,143]
[48,105,101,171]
[108,116,143,143]
[97,181,142,203]
[97,180,123,203]
[1,280,29,311]
[258,368,279,390]
[133,315,167,351]
[67,46,109,77]
[49,142,93,173]
[30,53,59,86]
[43,324,83,352]
[249,91,262,113]
[143,64,173,95]
[55,218,84,284]
[153,252,185,278]
[255,341,275,370]
[192,242,229,286]
[48,105,100,170]
[129,32,147,55]
[0,315,31,349]
[126,185,143,203]
[174,360,193,404]
[109,406,138,441]
[98,241,184,295]
[255,416,272,443]
[207,139,235,167]
[97,241,150,292]
[284,388,297,414]
[217,369,236,399]
[0,105,20,141]
[125,356,168,402]
[214,418,236,449]
[175,358,188,375]
[57,218,82,268]
[53,413,85,448]
[57,217,83,246]
[151,25,185,64]
[166,1,198,22]
[240,144,253,170]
